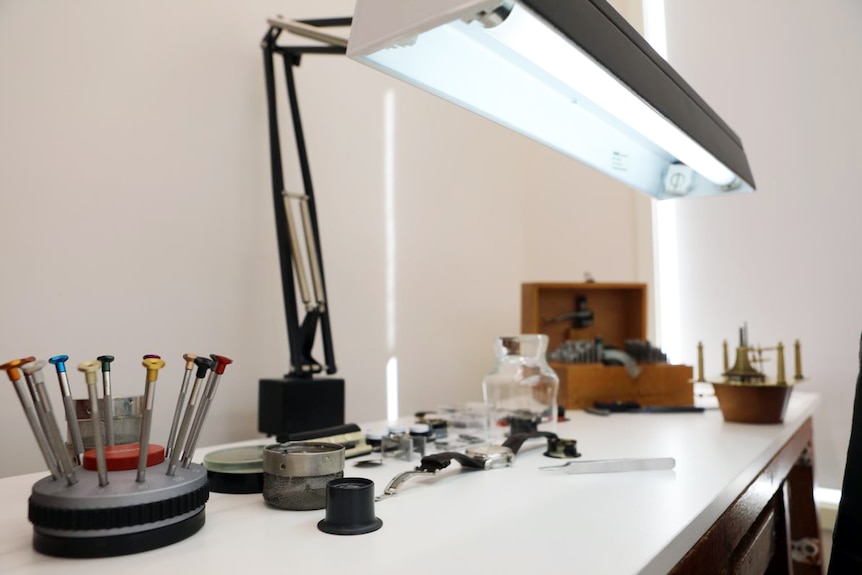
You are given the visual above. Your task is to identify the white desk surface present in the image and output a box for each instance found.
[0,392,819,575]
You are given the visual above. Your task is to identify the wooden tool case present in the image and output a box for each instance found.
[521,282,693,409]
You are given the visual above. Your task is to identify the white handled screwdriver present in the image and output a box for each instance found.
[137,356,165,483]
[165,353,196,459]
[78,360,108,486]
[2,357,62,480]
[180,354,232,468]
[96,355,116,446]
[49,355,85,466]
[23,360,77,485]
[166,356,212,476]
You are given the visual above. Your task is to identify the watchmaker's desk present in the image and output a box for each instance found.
[0,392,822,574]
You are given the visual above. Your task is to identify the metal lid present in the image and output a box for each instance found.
[203,445,265,474]
[263,442,345,477]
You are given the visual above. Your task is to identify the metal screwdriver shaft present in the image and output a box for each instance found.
[180,354,232,468]
[23,360,77,485]
[166,353,196,459]
[2,357,62,480]
[49,355,85,466]
[97,355,116,446]
[166,356,212,476]
[137,357,165,483]
[78,360,108,486]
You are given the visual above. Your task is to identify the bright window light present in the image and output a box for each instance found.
[384,90,399,421]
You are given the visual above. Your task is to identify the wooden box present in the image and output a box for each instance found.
[521,282,693,409]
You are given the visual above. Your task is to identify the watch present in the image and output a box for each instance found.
[377,446,515,501]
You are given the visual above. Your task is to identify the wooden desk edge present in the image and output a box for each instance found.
[670,417,823,574]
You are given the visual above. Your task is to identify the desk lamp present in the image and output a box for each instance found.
[258,0,755,435]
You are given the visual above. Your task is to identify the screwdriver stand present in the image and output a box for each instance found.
[28,462,208,558]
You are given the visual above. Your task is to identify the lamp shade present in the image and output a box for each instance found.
[347,0,754,199]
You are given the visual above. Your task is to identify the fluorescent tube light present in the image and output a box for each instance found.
[348,0,755,199]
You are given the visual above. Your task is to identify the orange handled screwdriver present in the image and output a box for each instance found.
[2,357,62,480]
[23,360,77,485]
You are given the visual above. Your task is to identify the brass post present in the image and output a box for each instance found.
[722,340,729,372]
[776,342,786,385]
[697,342,705,382]
[794,339,804,380]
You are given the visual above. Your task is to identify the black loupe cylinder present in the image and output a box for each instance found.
[317,478,382,535]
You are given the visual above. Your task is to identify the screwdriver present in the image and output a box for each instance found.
[78,360,108,486]
[2,357,62,480]
[97,355,116,446]
[49,355,85,466]
[180,354,232,468]
[166,356,212,476]
[137,357,165,483]
[23,360,78,485]
[165,353,196,459]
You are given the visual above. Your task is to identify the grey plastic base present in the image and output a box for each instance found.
[28,462,209,557]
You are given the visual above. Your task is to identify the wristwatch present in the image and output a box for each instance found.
[377,432,580,500]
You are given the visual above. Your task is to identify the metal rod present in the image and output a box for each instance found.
[166,353,196,459]
[2,357,62,480]
[97,355,115,446]
[23,360,77,485]
[78,361,108,486]
[282,191,314,308]
[266,17,348,47]
[49,355,85,466]
[137,357,165,483]
[299,196,326,307]
[167,357,212,476]
[180,354,233,468]
[263,33,305,377]
[282,53,337,375]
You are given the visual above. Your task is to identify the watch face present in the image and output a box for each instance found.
[465,445,514,469]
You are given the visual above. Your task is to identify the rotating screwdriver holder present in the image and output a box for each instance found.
[3,352,232,558]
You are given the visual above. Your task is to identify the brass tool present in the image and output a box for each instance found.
[794,340,805,380]
[137,357,165,483]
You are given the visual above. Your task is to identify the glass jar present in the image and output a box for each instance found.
[482,335,559,441]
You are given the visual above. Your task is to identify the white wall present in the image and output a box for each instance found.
[0,1,648,477]
[664,0,862,489]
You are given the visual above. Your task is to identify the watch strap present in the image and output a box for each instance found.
[419,451,485,472]
[502,431,559,454]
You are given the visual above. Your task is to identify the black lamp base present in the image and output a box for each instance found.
[258,377,345,437]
